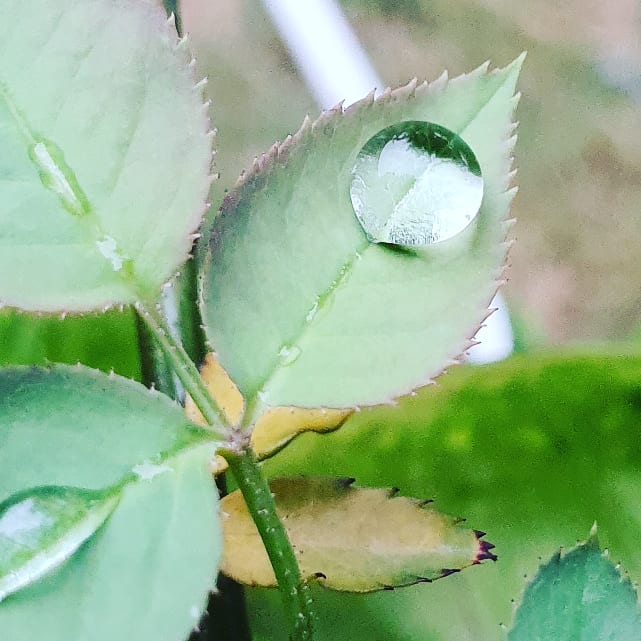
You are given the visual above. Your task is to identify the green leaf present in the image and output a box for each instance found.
[0,0,212,312]
[221,477,494,591]
[200,57,523,411]
[251,353,641,641]
[0,485,120,603]
[0,366,221,641]
[508,536,641,641]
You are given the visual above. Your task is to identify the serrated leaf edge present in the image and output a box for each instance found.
[0,4,215,314]
[202,57,523,417]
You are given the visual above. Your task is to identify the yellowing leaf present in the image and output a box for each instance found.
[220,477,495,592]
[251,406,351,458]
[185,354,351,464]
[185,353,244,426]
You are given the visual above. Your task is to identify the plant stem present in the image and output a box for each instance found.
[224,448,315,641]
[136,300,314,640]
[135,301,229,436]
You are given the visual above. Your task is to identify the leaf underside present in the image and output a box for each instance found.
[0,0,212,311]
[0,366,221,641]
[200,57,523,411]
[220,477,494,592]
[509,536,641,641]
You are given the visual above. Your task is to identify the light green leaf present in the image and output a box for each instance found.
[0,0,212,312]
[221,477,493,591]
[0,485,120,603]
[508,536,641,641]
[200,57,522,412]
[0,366,221,641]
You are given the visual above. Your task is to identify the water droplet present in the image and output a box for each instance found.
[278,344,301,366]
[28,139,91,217]
[132,460,173,481]
[350,121,484,246]
[0,498,53,542]
[96,235,130,272]
[305,300,319,322]
[0,486,120,603]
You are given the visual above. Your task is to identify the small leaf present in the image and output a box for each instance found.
[221,477,494,592]
[508,535,641,641]
[0,485,120,603]
[200,57,523,412]
[0,0,212,311]
[185,354,351,463]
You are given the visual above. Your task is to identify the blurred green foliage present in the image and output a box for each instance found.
[0,311,141,380]
[249,353,641,640]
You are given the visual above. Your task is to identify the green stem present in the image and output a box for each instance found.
[136,300,314,640]
[224,448,315,641]
[135,301,229,436]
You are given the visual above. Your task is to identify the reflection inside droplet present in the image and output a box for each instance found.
[350,121,484,246]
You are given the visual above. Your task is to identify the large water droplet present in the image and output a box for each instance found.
[350,121,484,246]
[0,485,120,602]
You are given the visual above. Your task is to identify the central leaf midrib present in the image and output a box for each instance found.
[249,234,371,408]
[0,75,138,289]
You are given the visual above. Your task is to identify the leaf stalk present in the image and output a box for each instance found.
[223,447,315,641]
[136,299,314,640]
[135,300,230,438]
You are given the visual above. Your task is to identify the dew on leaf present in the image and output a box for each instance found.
[28,139,91,218]
[0,485,120,602]
[278,344,302,366]
[132,460,173,481]
[350,121,484,246]
[96,236,130,272]
[305,299,319,322]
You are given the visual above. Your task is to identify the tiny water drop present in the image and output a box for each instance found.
[350,121,484,246]
[305,299,319,322]
[96,235,130,272]
[132,460,173,481]
[278,344,301,366]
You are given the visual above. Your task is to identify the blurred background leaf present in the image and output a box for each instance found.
[250,353,641,640]
[0,311,141,379]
